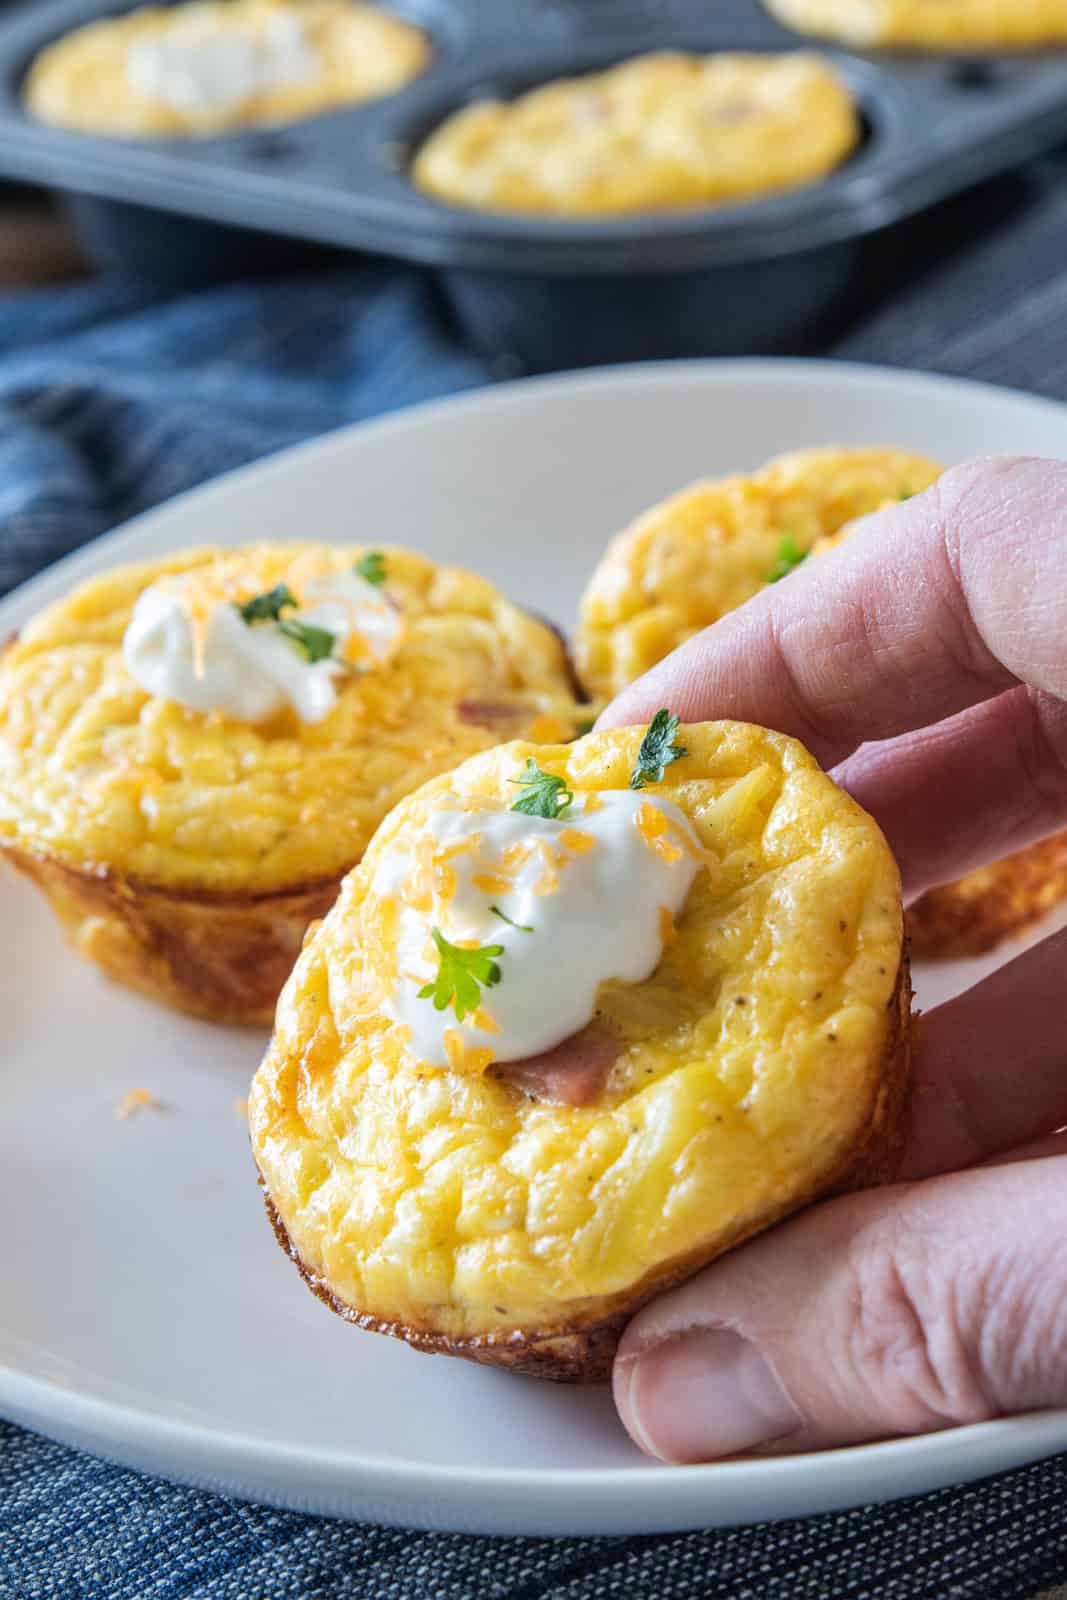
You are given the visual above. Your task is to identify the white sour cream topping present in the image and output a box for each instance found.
[375,791,701,1067]
[126,11,318,119]
[122,570,400,723]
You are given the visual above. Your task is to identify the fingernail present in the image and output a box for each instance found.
[619,1328,801,1463]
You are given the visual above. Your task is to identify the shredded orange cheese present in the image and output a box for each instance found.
[116,1087,158,1120]
[473,871,513,896]
[533,840,562,897]
[559,827,596,855]
[156,543,401,680]
[636,801,684,865]
[444,1029,495,1075]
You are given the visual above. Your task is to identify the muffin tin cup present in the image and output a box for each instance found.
[2,0,1067,364]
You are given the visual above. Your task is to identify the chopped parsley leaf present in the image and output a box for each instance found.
[490,905,533,933]
[766,534,808,584]
[509,759,574,819]
[278,618,336,664]
[238,584,297,624]
[629,709,688,791]
[417,929,503,1022]
[354,550,387,586]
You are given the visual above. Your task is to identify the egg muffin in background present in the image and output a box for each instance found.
[762,0,1067,49]
[250,716,910,1380]
[576,446,942,702]
[577,446,1067,959]
[411,51,860,217]
[23,0,431,138]
[0,543,584,1023]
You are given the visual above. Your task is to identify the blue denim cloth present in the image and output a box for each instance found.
[0,266,488,597]
[5,149,1067,1598]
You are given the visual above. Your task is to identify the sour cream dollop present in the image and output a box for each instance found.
[123,569,400,723]
[374,790,701,1069]
[127,11,318,119]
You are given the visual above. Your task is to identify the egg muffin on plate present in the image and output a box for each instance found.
[576,446,942,703]
[762,0,1067,49]
[23,0,431,138]
[577,447,1067,959]
[250,715,911,1380]
[0,543,583,1023]
[412,51,860,216]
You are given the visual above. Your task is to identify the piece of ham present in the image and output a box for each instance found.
[456,699,525,730]
[495,1022,620,1107]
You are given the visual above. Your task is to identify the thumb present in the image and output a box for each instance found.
[613,1158,1067,1461]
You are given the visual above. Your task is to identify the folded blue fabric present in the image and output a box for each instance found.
[0,265,489,597]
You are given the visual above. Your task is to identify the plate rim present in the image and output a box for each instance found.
[6,353,1067,629]
[5,355,1067,1533]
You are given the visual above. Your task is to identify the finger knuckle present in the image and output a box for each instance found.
[845,1209,995,1432]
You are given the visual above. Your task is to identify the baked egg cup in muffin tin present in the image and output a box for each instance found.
[576,446,1067,960]
[250,718,911,1381]
[0,541,585,1024]
[762,0,1067,51]
[22,0,433,137]
[410,50,861,216]
[6,0,1067,363]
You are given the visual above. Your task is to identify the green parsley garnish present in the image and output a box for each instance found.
[355,550,387,586]
[417,929,504,1022]
[509,759,574,819]
[574,718,596,737]
[277,618,336,664]
[490,905,533,933]
[629,709,688,791]
[766,535,808,584]
[238,583,297,624]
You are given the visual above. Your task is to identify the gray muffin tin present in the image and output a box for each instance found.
[2,0,1067,367]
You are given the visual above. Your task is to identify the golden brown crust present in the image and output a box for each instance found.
[907,832,1067,960]
[2,843,340,1025]
[259,952,912,1381]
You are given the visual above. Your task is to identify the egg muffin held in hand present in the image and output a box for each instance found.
[412,52,860,216]
[250,716,910,1380]
[0,543,583,1023]
[578,446,1067,959]
[23,0,431,138]
[762,0,1067,50]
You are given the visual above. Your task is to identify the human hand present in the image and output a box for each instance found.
[598,456,1067,1461]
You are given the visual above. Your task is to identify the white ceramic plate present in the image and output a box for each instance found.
[4,359,1067,1538]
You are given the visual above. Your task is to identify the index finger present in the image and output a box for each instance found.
[598,456,1067,770]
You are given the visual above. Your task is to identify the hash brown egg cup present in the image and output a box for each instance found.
[250,721,911,1381]
[576,446,943,703]
[906,833,1067,959]
[762,0,1067,50]
[577,447,1067,960]
[23,0,431,138]
[412,51,860,216]
[0,542,583,1024]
